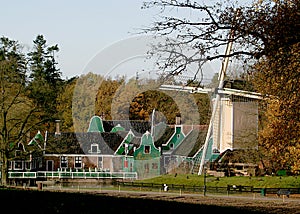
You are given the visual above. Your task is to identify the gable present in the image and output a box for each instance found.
[87,116,104,132]
[134,131,160,159]
[115,131,135,155]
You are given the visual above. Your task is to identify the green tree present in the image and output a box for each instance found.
[0,37,41,185]
[28,35,62,132]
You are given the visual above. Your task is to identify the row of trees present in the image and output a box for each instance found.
[66,72,211,133]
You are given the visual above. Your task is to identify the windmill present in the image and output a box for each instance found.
[159,19,262,175]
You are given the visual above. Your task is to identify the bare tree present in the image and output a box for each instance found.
[141,0,299,82]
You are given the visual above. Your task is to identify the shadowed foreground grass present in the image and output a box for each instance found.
[0,187,295,214]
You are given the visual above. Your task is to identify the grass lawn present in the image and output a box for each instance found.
[136,174,300,188]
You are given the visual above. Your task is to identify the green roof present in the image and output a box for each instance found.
[111,124,125,133]
[87,116,104,132]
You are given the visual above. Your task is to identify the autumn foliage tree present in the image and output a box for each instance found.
[253,43,300,174]
[56,77,78,132]
[250,1,300,174]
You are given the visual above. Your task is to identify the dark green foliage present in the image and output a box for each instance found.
[0,37,38,185]
[27,35,63,130]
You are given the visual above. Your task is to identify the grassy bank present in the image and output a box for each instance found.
[136,174,300,188]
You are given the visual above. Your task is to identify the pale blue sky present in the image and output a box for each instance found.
[1,0,161,79]
[1,0,251,80]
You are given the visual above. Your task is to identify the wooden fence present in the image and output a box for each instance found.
[114,181,300,195]
[8,171,138,180]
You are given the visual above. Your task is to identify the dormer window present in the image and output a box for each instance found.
[89,143,101,154]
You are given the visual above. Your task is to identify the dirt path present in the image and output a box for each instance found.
[46,187,300,214]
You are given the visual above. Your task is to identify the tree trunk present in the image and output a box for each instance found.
[0,152,8,186]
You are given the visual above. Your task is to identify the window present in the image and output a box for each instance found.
[98,156,103,169]
[46,160,53,171]
[152,163,158,169]
[74,156,82,168]
[89,143,101,153]
[25,161,31,170]
[129,162,133,172]
[144,163,149,173]
[170,143,174,149]
[38,158,43,168]
[15,150,21,157]
[144,145,150,154]
[60,156,68,168]
[8,161,12,170]
[14,161,23,170]
[31,160,37,170]
[124,158,128,168]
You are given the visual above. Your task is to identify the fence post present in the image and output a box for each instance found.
[227,185,230,196]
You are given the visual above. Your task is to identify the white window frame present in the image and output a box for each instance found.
[8,161,12,170]
[14,161,23,170]
[25,161,31,170]
[89,143,101,154]
[60,156,68,168]
[144,145,151,154]
[74,156,82,168]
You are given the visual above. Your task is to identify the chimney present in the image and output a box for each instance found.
[55,120,61,135]
[175,113,181,125]
[100,112,105,120]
